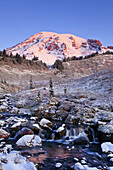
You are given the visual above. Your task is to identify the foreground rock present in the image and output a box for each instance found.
[0,150,36,170]
[73,132,89,145]
[40,118,52,129]
[55,124,66,139]
[16,135,42,147]
[0,129,10,139]
[14,128,34,141]
[101,142,113,153]
[98,124,113,143]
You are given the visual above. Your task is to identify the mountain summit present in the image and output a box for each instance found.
[7,32,113,65]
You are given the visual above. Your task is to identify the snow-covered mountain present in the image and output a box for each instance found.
[6,32,113,65]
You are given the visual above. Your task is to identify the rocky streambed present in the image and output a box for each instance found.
[0,87,113,170]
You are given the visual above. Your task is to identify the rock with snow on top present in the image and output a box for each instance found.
[55,162,62,168]
[55,124,66,139]
[74,162,84,170]
[40,118,52,129]
[0,121,4,127]
[101,142,113,153]
[11,122,22,128]
[108,167,113,170]
[110,158,113,162]
[0,151,37,170]
[16,135,42,147]
[108,153,113,159]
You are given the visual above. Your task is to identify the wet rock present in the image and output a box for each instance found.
[39,118,52,129]
[28,124,40,135]
[98,124,113,142]
[73,132,89,145]
[55,124,66,139]
[16,135,42,147]
[14,127,34,141]
[0,129,10,139]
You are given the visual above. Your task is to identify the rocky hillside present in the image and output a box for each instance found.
[6,32,113,65]
[0,52,113,93]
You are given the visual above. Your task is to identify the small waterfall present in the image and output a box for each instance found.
[65,127,83,140]
[90,127,98,144]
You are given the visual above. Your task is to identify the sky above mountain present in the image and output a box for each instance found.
[0,0,113,50]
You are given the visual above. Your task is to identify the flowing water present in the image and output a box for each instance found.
[1,113,113,169]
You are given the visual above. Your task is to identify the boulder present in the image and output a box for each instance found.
[39,118,52,129]
[101,142,113,153]
[55,124,66,139]
[16,135,42,147]
[0,129,10,139]
[14,128,34,141]
[28,124,40,134]
[73,132,89,145]
[98,124,113,143]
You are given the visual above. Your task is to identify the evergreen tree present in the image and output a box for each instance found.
[64,86,67,95]
[30,75,33,89]
[2,49,6,56]
[49,77,54,97]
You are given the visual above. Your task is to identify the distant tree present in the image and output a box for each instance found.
[32,55,39,61]
[49,77,54,97]
[0,51,2,56]
[30,75,33,89]
[37,91,41,104]
[10,52,13,58]
[2,49,6,56]
[16,53,22,64]
[23,54,26,60]
[71,56,77,60]
[64,86,67,95]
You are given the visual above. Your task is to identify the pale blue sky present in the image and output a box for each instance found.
[0,0,113,50]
